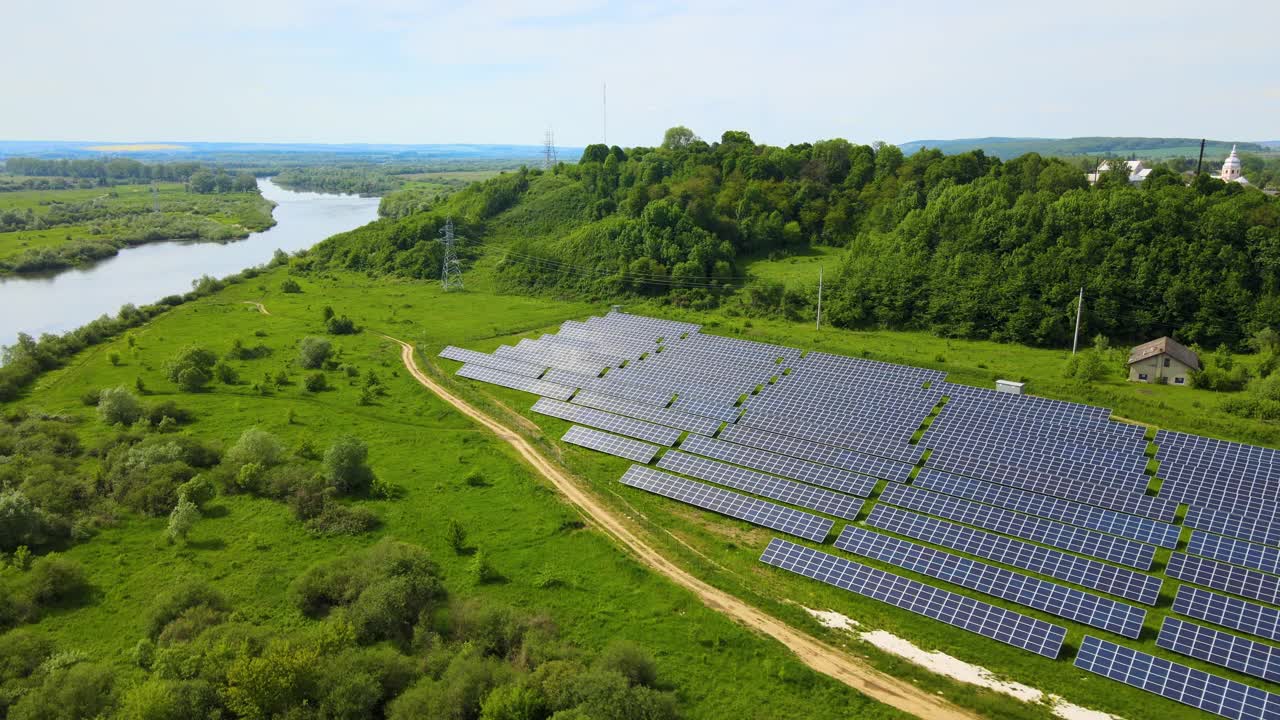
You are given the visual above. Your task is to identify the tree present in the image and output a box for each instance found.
[324,435,374,495]
[281,278,302,293]
[326,315,358,335]
[595,641,659,687]
[165,345,217,392]
[661,126,697,151]
[447,519,468,554]
[298,337,332,369]
[166,498,200,543]
[305,372,328,392]
[97,386,144,425]
[0,490,47,552]
[225,428,285,470]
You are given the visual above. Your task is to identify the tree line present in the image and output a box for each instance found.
[3,158,203,182]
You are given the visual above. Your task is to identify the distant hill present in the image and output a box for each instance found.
[0,140,580,165]
[899,136,1272,159]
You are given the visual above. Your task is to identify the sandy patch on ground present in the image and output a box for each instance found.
[805,607,1124,720]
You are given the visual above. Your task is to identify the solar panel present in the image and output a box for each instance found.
[439,346,546,377]
[913,469,1180,548]
[543,368,675,407]
[456,364,575,401]
[678,434,879,497]
[760,539,1065,658]
[561,426,660,463]
[738,412,925,464]
[1157,617,1280,684]
[867,505,1162,605]
[718,425,915,482]
[1174,586,1280,644]
[1167,553,1280,607]
[834,526,1145,637]
[670,395,744,423]
[532,398,682,446]
[620,466,833,541]
[1184,506,1280,548]
[1074,636,1280,720]
[657,450,864,520]
[878,484,1157,570]
[573,391,721,435]
[1189,531,1280,576]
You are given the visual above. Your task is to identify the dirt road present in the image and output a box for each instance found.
[242,301,270,315]
[387,336,979,720]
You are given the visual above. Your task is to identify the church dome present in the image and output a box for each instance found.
[1223,145,1242,170]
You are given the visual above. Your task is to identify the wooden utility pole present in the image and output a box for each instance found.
[1072,287,1084,354]
[816,265,823,331]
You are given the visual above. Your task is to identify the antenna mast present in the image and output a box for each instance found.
[440,217,464,291]
[542,129,558,171]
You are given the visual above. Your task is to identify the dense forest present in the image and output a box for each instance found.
[306,128,1280,350]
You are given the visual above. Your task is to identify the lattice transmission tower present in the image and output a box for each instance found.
[440,217,464,291]
[542,129,558,170]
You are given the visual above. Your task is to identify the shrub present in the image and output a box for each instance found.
[0,491,49,552]
[225,428,285,471]
[108,352,121,366]
[326,315,358,335]
[165,345,217,392]
[7,662,117,720]
[469,549,499,585]
[305,504,380,537]
[79,388,102,406]
[324,435,374,495]
[166,498,200,543]
[144,399,193,426]
[22,554,91,608]
[595,641,658,687]
[177,475,216,508]
[97,386,144,425]
[305,372,328,392]
[299,337,332,369]
[447,519,467,554]
[145,581,230,639]
[213,361,239,385]
[281,278,302,293]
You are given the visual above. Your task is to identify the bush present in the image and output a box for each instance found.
[469,549,499,585]
[145,581,230,639]
[305,372,328,392]
[97,386,144,425]
[290,539,444,645]
[144,399,193,426]
[225,428,285,471]
[7,662,117,720]
[166,498,200,543]
[23,554,91,607]
[305,504,380,536]
[595,641,658,687]
[281,278,302,293]
[299,337,332,369]
[447,519,467,554]
[0,491,50,552]
[327,315,358,335]
[213,361,239,385]
[324,435,374,495]
[165,345,218,392]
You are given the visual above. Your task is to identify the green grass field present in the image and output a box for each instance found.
[9,259,1280,719]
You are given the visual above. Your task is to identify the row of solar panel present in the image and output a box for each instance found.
[718,424,916,482]
[877,483,1157,569]
[657,450,865,521]
[456,364,575,401]
[922,438,1151,493]
[737,412,925,465]
[573,390,721,436]
[532,398,681,446]
[439,346,546,377]
[923,416,1150,468]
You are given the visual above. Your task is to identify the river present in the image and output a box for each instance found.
[0,179,380,349]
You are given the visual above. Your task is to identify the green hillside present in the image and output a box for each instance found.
[312,129,1280,351]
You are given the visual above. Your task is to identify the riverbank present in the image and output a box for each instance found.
[0,182,277,276]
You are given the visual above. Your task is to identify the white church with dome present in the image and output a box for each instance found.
[1219,145,1250,185]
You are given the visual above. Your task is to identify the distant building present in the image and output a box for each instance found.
[1219,145,1251,186]
[1127,337,1201,385]
[1086,160,1153,185]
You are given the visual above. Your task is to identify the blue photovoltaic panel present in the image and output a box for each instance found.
[561,426,659,464]
[1185,505,1280,548]
[1189,531,1280,575]
[1167,553,1280,607]
[867,505,1162,605]
[670,395,743,423]
[913,469,1180,548]
[1074,636,1280,720]
[620,466,833,542]
[440,346,546,377]
[718,424,915,482]
[572,390,721,435]
[657,450,864,520]
[678,434,879,497]
[878,484,1157,570]
[532,398,682,446]
[456,364,575,401]
[1174,586,1280,644]
[760,539,1066,658]
[834,526,1145,637]
[542,368,674,407]
[1157,617,1280,684]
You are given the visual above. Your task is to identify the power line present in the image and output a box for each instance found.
[440,217,464,291]
[542,129,557,171]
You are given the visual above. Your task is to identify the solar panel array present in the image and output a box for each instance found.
[561,426,660,463]
[657,450,864,520]
[443,311,1280,701]
[834,526,1146,637]
[1075,636,1280,720]
[867,504,1163,605]
[678,434,879,497]
[761,538,1066,658]
[455,364,575,401]
[532,398,682,446]
[1157,617,1280,684]
[1174,586,1280,644]
[621,466,833,542]
[1168,553,1280,606]
[913,468,1180,547]
[878,483,1157,570]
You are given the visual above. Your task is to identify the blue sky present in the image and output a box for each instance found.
[5,0,1278,147]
